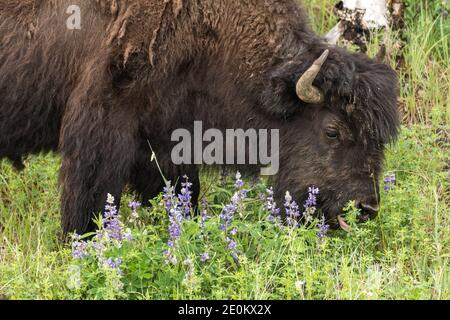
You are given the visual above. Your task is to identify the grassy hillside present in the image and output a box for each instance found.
[0,0,448,299]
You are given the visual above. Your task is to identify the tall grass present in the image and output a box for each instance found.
[399,1,449,124]
[0,0,448,300]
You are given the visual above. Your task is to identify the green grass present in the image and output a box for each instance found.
[0,0,449,300]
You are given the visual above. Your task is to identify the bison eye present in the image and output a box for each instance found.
[325,128,339,139]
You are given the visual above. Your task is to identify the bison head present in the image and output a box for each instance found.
[262,46,400,229]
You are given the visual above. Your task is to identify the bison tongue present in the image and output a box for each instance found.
[337,215,351,232]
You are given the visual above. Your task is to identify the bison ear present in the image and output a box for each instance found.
[259,73,302,118]
[312,48,356,101]
[259,61,308,118]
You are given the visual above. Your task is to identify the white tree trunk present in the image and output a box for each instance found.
[343,0,388,28]
[325,0,404,47]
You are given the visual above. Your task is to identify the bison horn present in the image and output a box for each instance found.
[296,49,329,104]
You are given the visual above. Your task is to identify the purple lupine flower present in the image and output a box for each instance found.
[71,195,132,275]
[219,172,245,231]
[234,172,248,203]
[219,171,246,262]
[234,171,244,189]
[128,200,141,224]
[265,187,282,227]
[200,252,210,263]
[303,187,319,223]
[384,173,396,192]
[105,257,122,270]
[304,186,319,209]
[284,191,300,227]
[227,238,238,251]
[163,183,184,265]
[199,199,209,240]
[123,228,133,241]
[317,218,330,239]
[92,239,106,256]
[103,194,123,241]
[163,186,176,212]
[168,209,182,242]
[226,237,239,262]
[199,199,211,263]
[219,202,237,231]
[128,201,141,211]
[71,234,89,259]
[178,175,193,218]
[99,194,132,243]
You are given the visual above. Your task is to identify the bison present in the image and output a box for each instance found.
[0,0,400,235]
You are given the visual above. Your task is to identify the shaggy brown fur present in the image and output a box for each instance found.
[0,0,400,234]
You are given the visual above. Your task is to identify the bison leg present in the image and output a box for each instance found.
[59,101,138,236]
[130,153,166,207]
[4,155,25,171]
[11,158,25,171]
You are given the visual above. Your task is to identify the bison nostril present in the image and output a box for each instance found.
[360,203,379,218]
